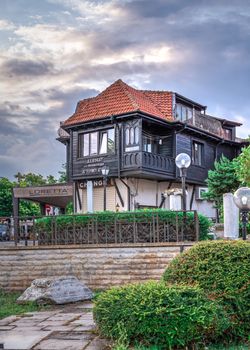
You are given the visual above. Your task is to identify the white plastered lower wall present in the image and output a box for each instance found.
[74,178,217,219]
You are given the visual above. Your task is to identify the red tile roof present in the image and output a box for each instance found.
[63,79,174,127]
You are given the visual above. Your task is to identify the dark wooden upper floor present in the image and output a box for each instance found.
[57,79,247,185]
[60,113,243,186]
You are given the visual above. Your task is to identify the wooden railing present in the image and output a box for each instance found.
[187,113,232,140]
[123,151,175,175]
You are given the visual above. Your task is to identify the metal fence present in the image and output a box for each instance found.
[1,211,199,246]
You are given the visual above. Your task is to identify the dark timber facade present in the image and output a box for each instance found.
[58,79,246,219]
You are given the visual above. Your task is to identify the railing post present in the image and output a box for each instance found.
[24,219,28,247]
[55,216,58,245]
[156,213,159,242]
[133,213,136,243]
[114,216,117,244]
[176,212,179,242]
[32,216,35,246]
[73,215,76,245]
[14,216,18,246]
[194,211,199,241]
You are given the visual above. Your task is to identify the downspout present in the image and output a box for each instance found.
[215,139,224,161]
[120,178,131,211]
[190,185,196,210]
[117,122,121,178]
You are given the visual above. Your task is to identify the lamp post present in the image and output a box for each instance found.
[175,153,191,211]
[101,165,110,211]
[233,187,250,240]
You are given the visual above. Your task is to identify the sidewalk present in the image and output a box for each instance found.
[0,302,110,350]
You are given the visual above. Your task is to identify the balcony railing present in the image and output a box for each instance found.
[186,113,232,140]
[123,151,175,175]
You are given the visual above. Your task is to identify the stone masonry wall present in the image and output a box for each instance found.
[0,243,193,291]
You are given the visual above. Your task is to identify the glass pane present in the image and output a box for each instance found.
[148,142,152,153]
[100,132,107,154]
[187,108,193,120]
[83,133,89,156]
[125,128,130,145]
[108,129,115,153]
[134,127,139,144]
[90,132,98,154]
[130,127,134,145]
[176,104,182,120]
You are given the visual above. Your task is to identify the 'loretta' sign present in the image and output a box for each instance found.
[13,185,73,199]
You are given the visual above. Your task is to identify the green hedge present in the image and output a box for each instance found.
[93,282,230,349]
[35,209,212,241]
[162,241,250,340]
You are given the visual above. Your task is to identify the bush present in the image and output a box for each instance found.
[162,241,250,340]
[35,209,212,241]
[94,282,230,349]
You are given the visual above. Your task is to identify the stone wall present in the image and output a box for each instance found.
[0,243,193,291]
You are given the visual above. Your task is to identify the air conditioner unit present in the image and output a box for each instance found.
[196,187,209,200]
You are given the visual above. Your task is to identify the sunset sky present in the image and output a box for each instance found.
[1,0,250,179]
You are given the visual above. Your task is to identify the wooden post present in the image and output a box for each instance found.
[12,194,19,246]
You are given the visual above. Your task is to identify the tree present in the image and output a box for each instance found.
[0,165,69,217]
[58,163,67,183]
[0,177,14,217]
[204,155,241,218]
[236,145,250,186]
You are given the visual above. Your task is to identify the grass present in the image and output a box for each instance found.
[207,346,249,350]
[112,343,250,350]
[0,290,51,319]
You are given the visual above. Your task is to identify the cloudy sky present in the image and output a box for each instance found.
[1,0,250,179]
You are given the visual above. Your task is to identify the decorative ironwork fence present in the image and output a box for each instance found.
[9,210,199,246]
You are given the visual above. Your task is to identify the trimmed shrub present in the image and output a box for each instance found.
[162,241,250,340]
[93,282,230,349]
[35,209,212,241]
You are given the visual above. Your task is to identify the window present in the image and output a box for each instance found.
[175,103,193,122]
[107,128,115,153]
[143,136,154,153]
[90,132,98,155]
[223,128,232,140]
[125,126,139,146]
[79,128,115,157]
[134,126,139,144]
[99,132,107,154]
[83,133,89,156]
[100,129,115,154]
[125,125,140,151]
[192,141,204,166]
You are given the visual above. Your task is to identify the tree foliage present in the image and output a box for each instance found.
[0,178,14,217]
[0,165,68,217]
[236,145,250,186]
[205,155,240,203]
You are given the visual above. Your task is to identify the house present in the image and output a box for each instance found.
[58,79,246,219]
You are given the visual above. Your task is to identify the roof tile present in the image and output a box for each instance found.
[63,79,174,126]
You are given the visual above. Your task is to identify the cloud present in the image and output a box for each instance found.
[0,0,249,178]
[2,59,54,77]
[0,19,15,31]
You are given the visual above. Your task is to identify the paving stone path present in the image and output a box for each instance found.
[0,302,110,350]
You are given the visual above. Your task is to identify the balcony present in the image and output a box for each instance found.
[186,113,232,140]
[123,151,175,176]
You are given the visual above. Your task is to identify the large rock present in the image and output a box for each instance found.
[17,276,93,304]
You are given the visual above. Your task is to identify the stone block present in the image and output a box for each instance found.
[17,276,93,305]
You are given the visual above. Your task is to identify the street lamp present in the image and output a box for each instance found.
[101,165,110,211]
[175,153,191,211]
[233,187,250,240]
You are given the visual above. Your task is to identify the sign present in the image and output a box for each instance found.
[79,179,110,189]
[13,185,73,199]
[81,156,105,176]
